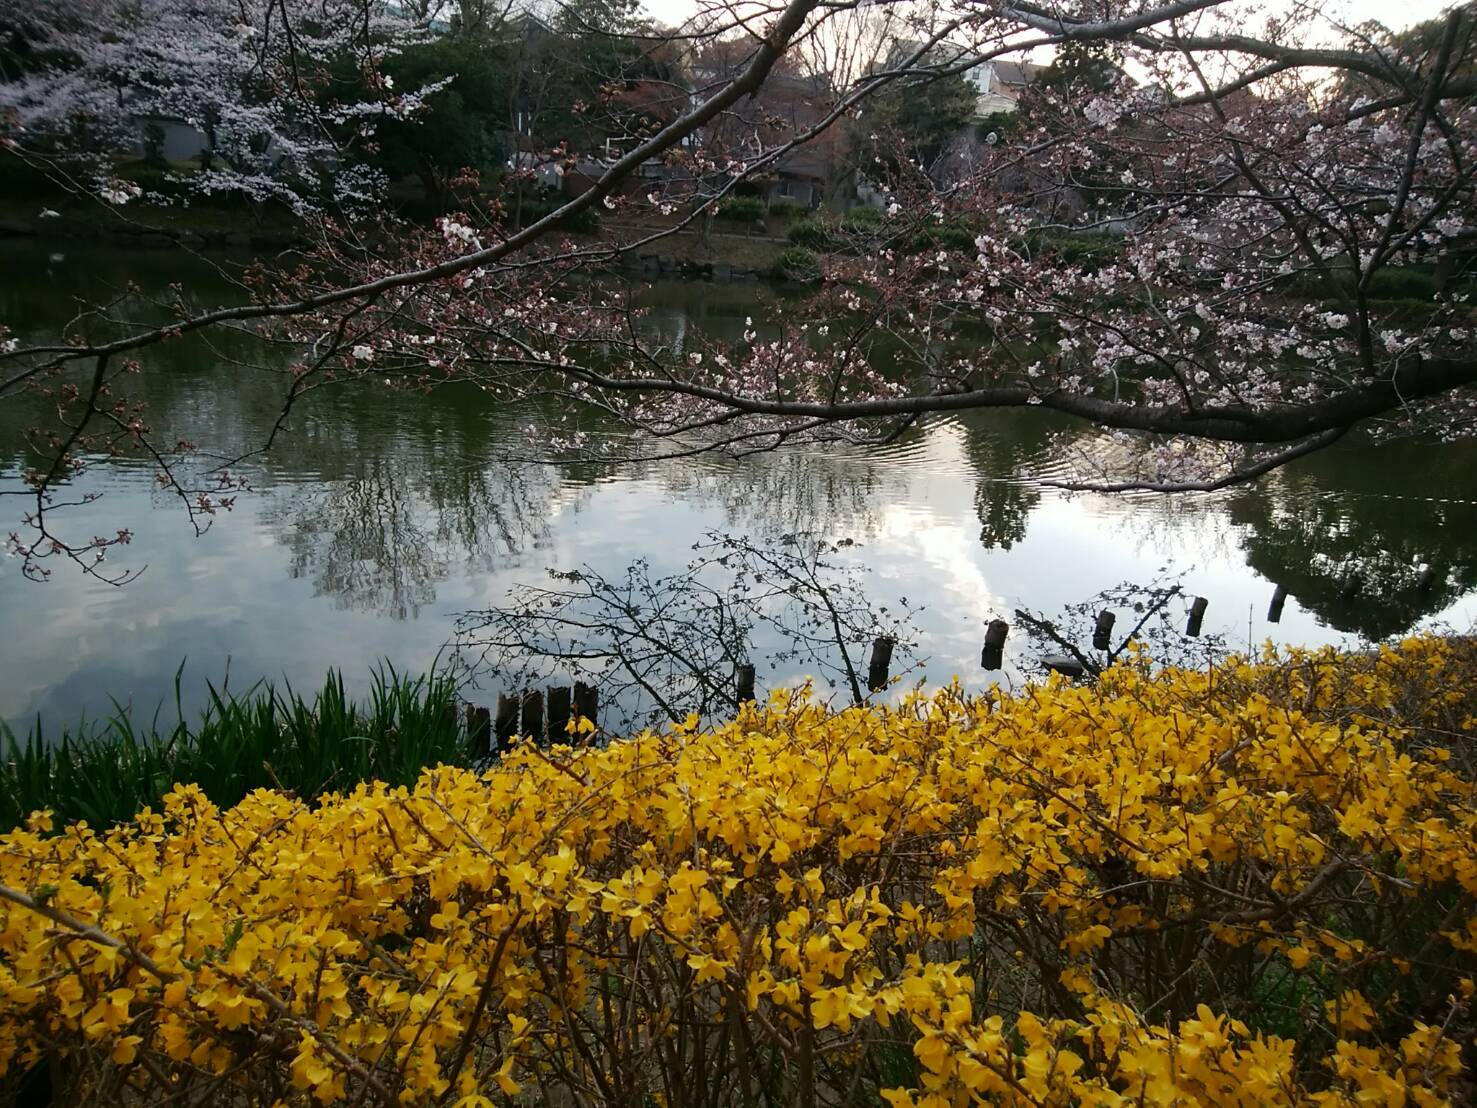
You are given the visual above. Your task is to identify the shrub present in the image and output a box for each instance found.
[773,244,822,281]
[140,123,169,169]
[766,199,807,220]
[716,195,766,223]
[0,152,59,199]
[1,639,1474,1105]
[840,205,884,234]
[930,223,978,252]
[117,162,197,202]
[787,219,833,250]
[566,206,601,234]
[511,195,600,234]
[895,221,979,255]
[1039,230,1125,268]
[1365,265,1439,302]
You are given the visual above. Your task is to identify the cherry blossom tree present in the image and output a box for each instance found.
[0,0,439,212]
[2,0,1476,580]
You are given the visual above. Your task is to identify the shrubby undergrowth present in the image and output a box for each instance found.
[1,639,1474,1105]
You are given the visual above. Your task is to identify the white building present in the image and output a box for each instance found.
[886,43,1047,120]
[962,59,1047,118]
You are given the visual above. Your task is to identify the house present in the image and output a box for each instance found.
[685,42,849,209]
[504,141,668,200]
[963,59,1048,118]
[510,30,855,210]
[131,115,211,163]
[885,40,1048,121]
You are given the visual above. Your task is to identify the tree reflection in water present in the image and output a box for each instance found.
[261,447,563,620]
[1229,439,1477,640]
[5,244,1475,652]
[251,404,1477,645]
[959,415,1053,552]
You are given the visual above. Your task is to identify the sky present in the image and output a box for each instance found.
[1342,0,1452,25]
[641,0,1457,38]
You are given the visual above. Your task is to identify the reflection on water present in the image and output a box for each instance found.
[259,404,566,620]
[2,241,1476,727]
[1230,442,1477,641]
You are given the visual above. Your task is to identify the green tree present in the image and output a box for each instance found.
[861,70,977,174]
[512,0,676,152]
[1038,41,1123,100]
[373,37,512,214]
[1228,439,1477,640]
[1342,4,1477,99]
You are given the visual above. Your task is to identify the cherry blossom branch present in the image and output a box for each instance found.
[554,355,1477,443]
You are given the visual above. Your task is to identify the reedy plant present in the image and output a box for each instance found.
[0,665,470,830]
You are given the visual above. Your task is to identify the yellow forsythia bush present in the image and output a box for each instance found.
[2,639,1476,1106]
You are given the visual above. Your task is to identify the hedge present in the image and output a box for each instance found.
[1,639,1474,1105]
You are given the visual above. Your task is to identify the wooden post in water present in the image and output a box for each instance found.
[1092,610,1116,651]
[494,695,519,751]
[521,689,545,744]
[465,704,491,753]
[1186,597,1209,637]
[1267,585,1288,623]
[573,682,598,735]
[866,637,895,692]
[735,663,756,707]
[981,619,1009,670]
[546,686,572,742]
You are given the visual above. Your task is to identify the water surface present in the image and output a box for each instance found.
[2,241,1474,728]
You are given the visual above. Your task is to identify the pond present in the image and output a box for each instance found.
[2,239,1475,730]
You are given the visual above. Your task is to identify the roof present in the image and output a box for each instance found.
[990,59,1046,87]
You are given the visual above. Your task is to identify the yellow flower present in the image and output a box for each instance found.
[493,1057,520,1095]
[290,1033,334,1094]
[1325,990,1376,1034]
[110,1035,142,1064]
[0,638,1470,1106]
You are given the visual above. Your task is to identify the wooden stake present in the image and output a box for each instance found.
[494,695,519,750]
[1267,584,1288,623]
[866,637,895,692]
[1186,596,1208,637]
[735,664,756,707]
[521,689,544,744]
[546,686,572,742]
[466,704,491,753]
[573,682,598,736]
[981,619,1009,670]
[1042,654,1087,678]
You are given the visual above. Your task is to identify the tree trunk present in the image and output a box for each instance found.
[419,168,445,216]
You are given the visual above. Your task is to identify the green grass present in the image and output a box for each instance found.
[0,666,480,831]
